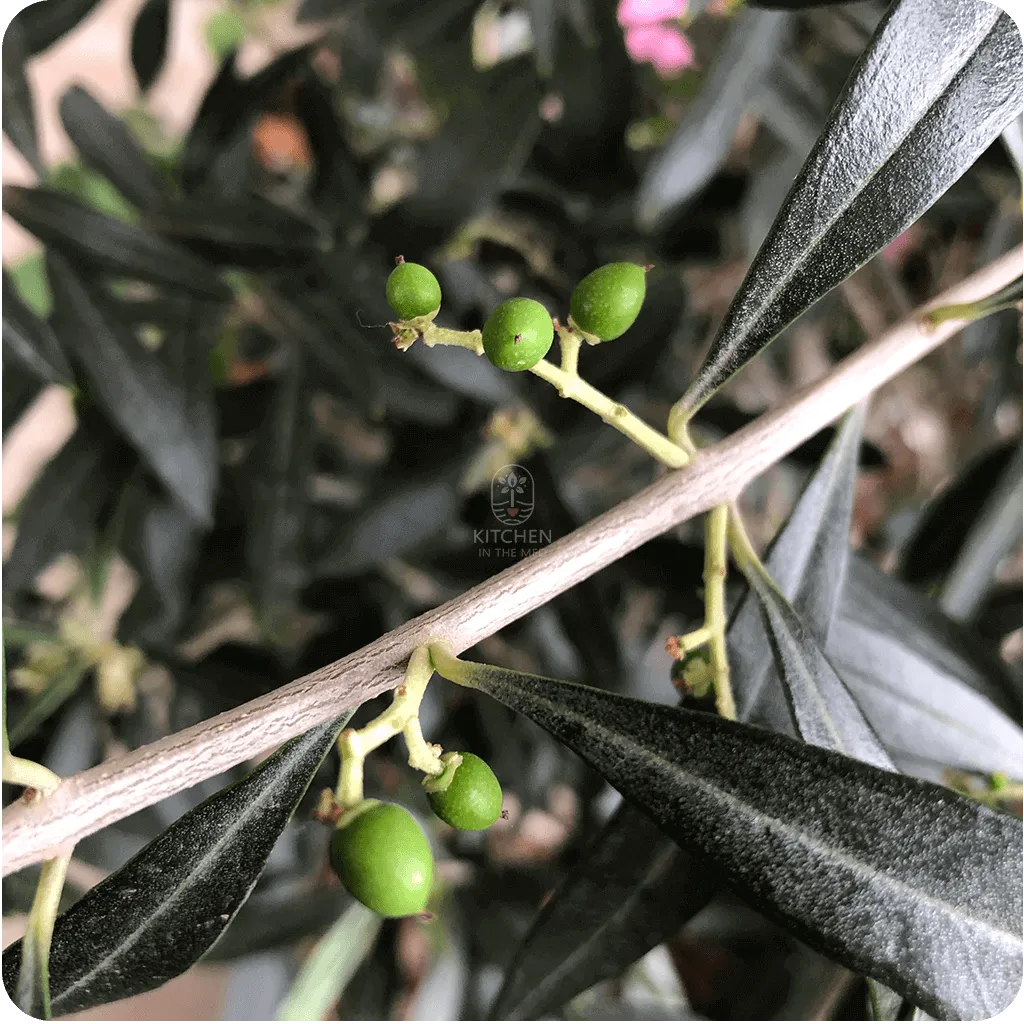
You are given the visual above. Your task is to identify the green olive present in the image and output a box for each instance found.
[427,753,503,830]
[569,262,647,341]
[482,297,554,371]
[386,258,442,321]
[330,800,433,917]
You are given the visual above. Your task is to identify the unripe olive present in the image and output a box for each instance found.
[330,800,433,917]
[482,297,554,371]
[386,259,442,321]
[569,262,647,341]
[427,753,503,831]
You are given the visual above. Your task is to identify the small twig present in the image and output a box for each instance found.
[3,247,1019,876]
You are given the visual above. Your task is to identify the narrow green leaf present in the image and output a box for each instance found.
[676,0,1023,419]
[3,185,229,300]
[2,20,43,175]
[131,0,171,93]
[276,902,381,1021]
[58,87,167,211]
[3,427,111,595]
[1,714,351,1016]
[732,405,867,732]
[12,0,104,56]
[246,342,311,640]
[15,856,71,1019]
[47,255,218,526]
[3,269,73,385]
[490,803,715,1021]
[144,197,323,269]
[637,8,792,226]
[440,660,1022,1020]
[740,564,894,769]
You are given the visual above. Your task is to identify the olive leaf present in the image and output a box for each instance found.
[899,442,1018,588]
[2,20,42,175]
[1,714,350,1016]
[58,86,167,211]
[489,803,716,1021]
[46,255,219,527]
[246,341,312,638]
[440,660,1022,1020]
[131,0,171,93]
[3,269,73,386]
[637,7,792,226]
[675,0,1024,419]
[3,426,113,596]
[12,0,104,56]
[275,902,381,1021]
[491,407,875,1019]
[3,186,229,300]
[144,197,323,269]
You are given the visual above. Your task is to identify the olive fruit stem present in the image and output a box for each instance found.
[420,324,484,355]
[529,359,691,469]
[557,328,581,377]
[334,646,445,807]
[2,754,61,800]
[422,750,464,794]
[703,505,735,721]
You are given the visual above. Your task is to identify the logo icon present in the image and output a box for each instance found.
[490,465,535,526]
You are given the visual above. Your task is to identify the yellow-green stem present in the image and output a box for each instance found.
[420,323,484,354]
[334,646,443,807]
[704,505,735,720]
[726,503,771,583]
[3,753,61,797]
[529,359,690,468]
[557,328,581,377]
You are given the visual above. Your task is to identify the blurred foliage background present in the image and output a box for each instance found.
[2,0,1021,1018]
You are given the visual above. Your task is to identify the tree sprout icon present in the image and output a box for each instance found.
[491,465,535,526]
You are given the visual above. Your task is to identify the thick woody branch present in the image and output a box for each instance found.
[3,247,1020,875]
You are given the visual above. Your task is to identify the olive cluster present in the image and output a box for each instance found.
[330,752,502,918]
[386,259,649,370]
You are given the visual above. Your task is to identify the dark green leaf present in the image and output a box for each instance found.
[841,554,1019,715]
[441,661,1022,1020]
[1,714,351,1016]
[732,405,866,732]
[675,0,1024,419]
[637,8,792,226]
[490,802,715,1020]
[829,616,1022,781]
[3,186,229,300]
[2,365,41,437]
[144,197,323,268]
[3,427,111,595]
[3,269,73,385]
[130,0,171,93]
[58,86,167,211]
[2,20,42,175]
[939,447,1023,622]
[741,563,894,769]
[179,45,313,193]
[12,0,103,56]
[246,344,311,638]
[47,255,218,525]
[527,0,558,77]
[899,442,1018,587]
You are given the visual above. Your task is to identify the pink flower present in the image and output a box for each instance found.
[617,0,687,28]
[625,24,694,77]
